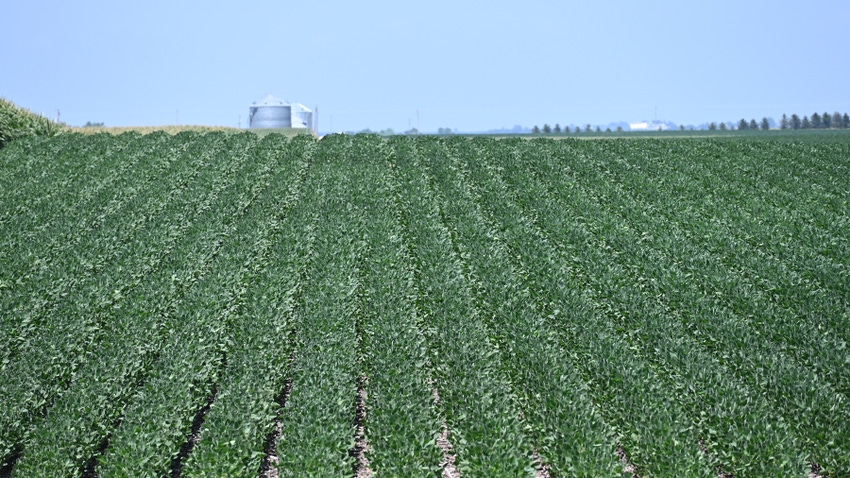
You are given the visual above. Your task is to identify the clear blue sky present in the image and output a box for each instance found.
[2,0,848,132]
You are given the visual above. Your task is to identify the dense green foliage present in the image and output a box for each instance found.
[0,132,848,477]
[0,98,62,148]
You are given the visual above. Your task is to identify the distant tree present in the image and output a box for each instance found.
[405,128,419,135]
[595,126,601,133]
[802,116,811,129]
[679,125,685,131]
[811,112,822,129]
[760,117,770,131]
[437,127,454,135]
[738,119,749,130]
[543,124,552,134]
[749,119,758,130]
[532,125,541,134]
[719,122,727,131]
[379,128,395,136]
[843,113,850,129]
[617,125,623,132]
[605,127,611,132]
[832,112,842,129]
[780,114,789,130]
[553,123,561,133]
[564,125,571,133]
[709,122,717,131]
[585,124,592,133]
[822,112,832,129]
[790,114,801,130]
[83,121,105,127]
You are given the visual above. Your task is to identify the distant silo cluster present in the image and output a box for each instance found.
[248,94,312,130]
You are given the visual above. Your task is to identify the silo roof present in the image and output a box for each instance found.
[251,94,290,107]
[291,103,312,113]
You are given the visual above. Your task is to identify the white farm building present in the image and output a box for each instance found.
[629,120,670,131]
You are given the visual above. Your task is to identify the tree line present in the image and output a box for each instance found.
[529,110,850,134]
[779,111,850,130]
[735,118,771,131]
[531,124,622,134]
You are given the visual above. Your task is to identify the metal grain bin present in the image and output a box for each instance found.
[249,94,292,128]
[291,103,313,129]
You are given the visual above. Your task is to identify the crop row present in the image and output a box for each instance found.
[426,137,720,476]
[176,136,316,477]
[0,133,115,237]
[404,137,624,476]
[0,133,201,364]
[521,138,850,471]
[474,137,846,475]
[0,132,235,469]
[269,134,367,477]
[0,133,200,340]
[1,133,277,474]
[599,139,848,304]
[553,139,850,396]
[347,136,442,476]
[94,136,311,477]
[1,133,847,477]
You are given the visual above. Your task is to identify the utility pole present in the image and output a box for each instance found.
[56,109,60,123]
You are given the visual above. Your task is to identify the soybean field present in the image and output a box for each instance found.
[0,131,848,477]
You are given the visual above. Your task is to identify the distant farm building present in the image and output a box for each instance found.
[629,120,669,131]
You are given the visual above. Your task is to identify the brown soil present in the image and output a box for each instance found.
[259,384,288,478]
[429,376,460,478]
[532,450,550,478]
[616,444,642,478]
[169,384,218,478]
[350,375,373,478]
[436,421,460,478]
[260,338,297,478]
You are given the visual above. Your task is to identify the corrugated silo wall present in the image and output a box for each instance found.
[292,110,313,129]
[249,105,292,128]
